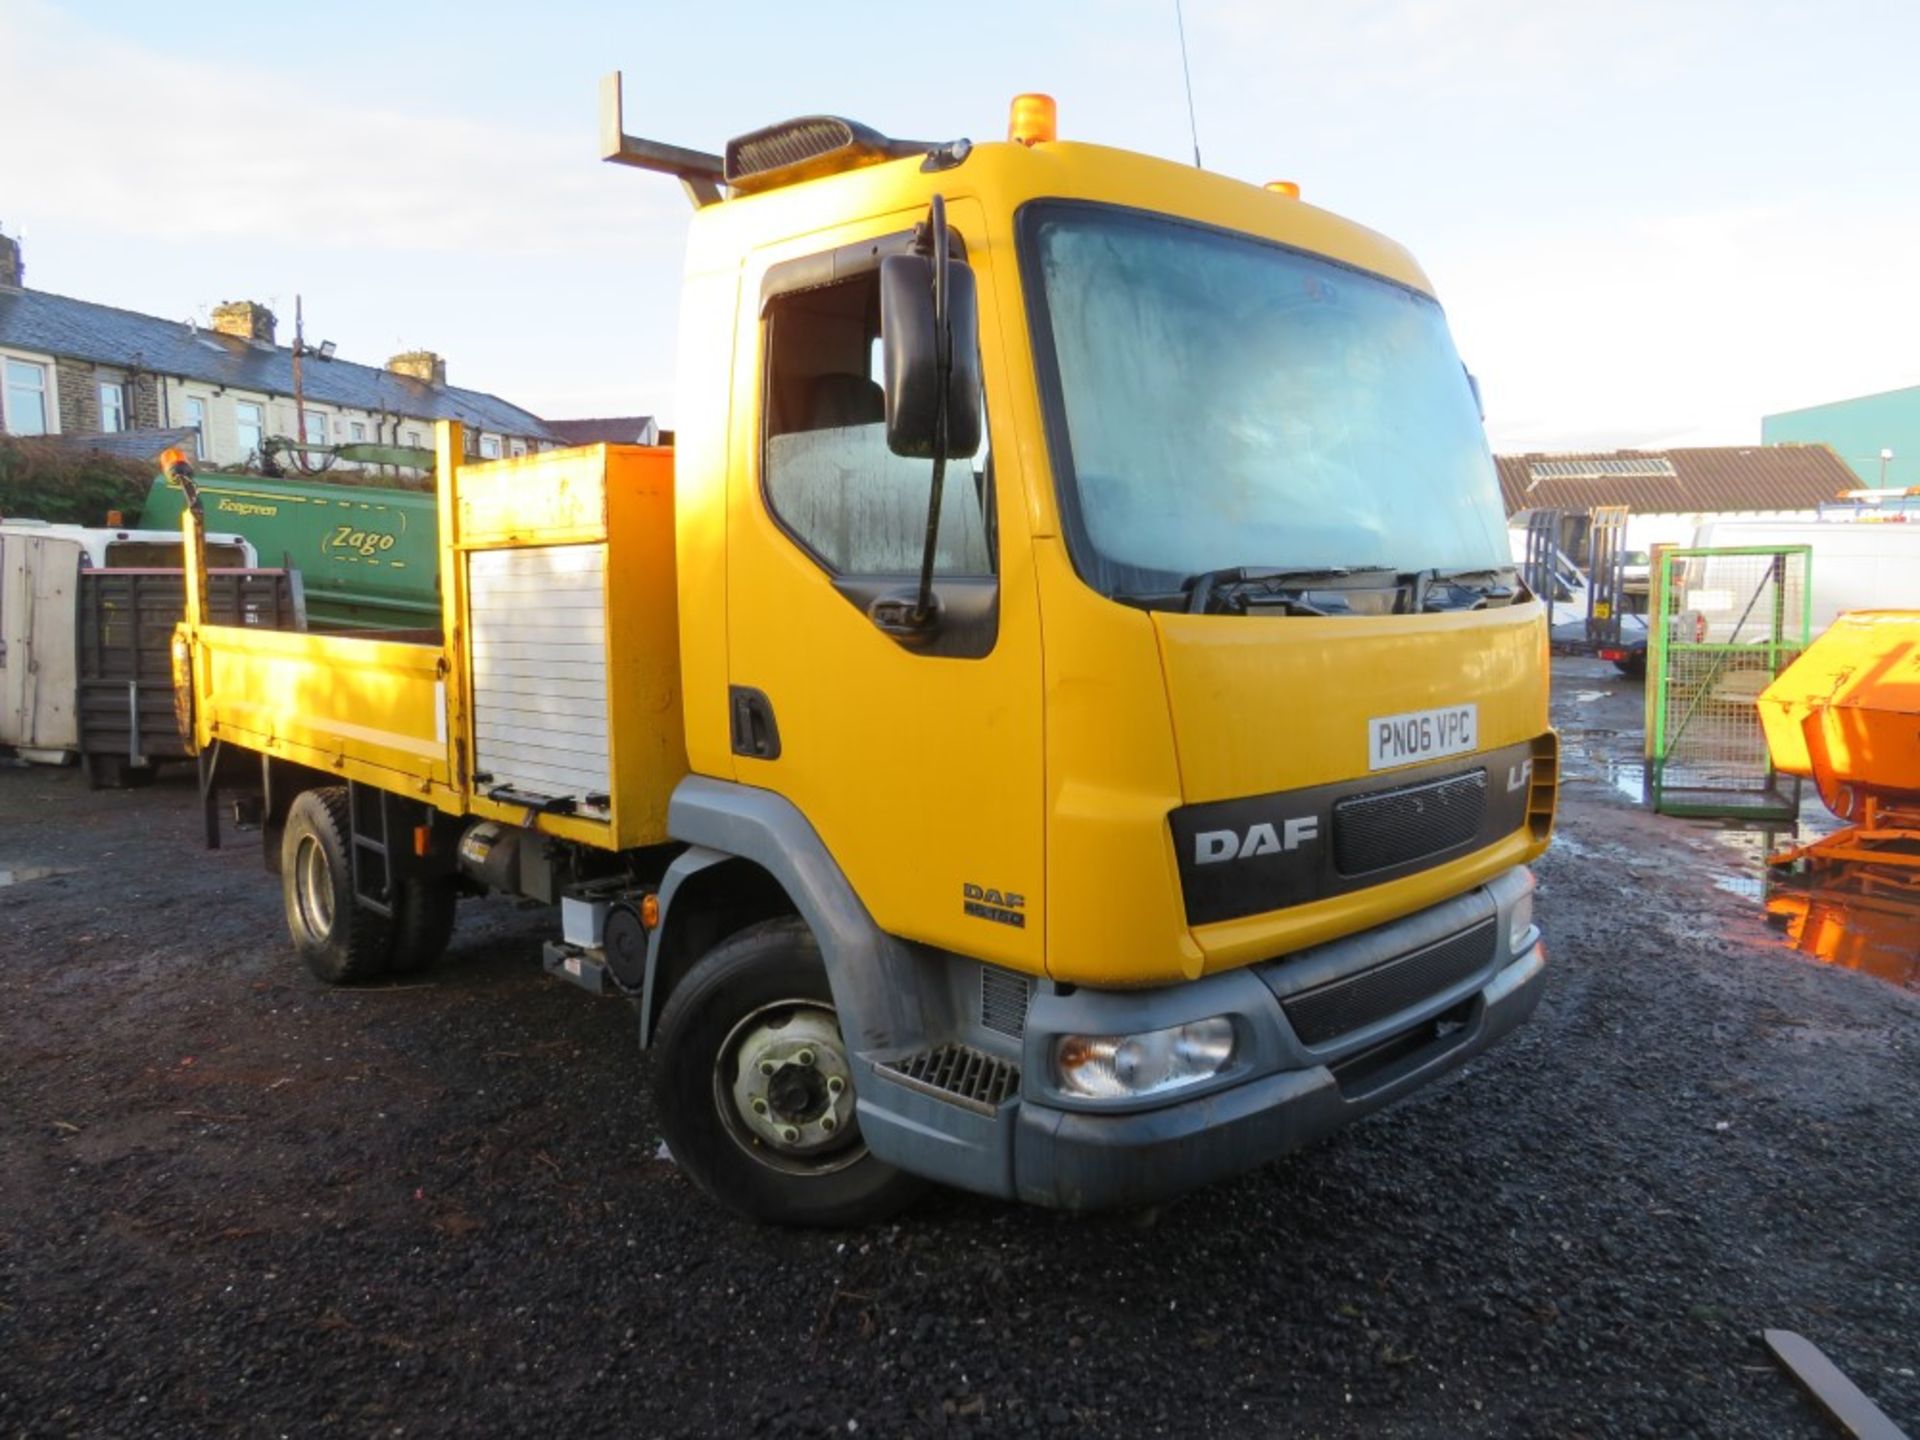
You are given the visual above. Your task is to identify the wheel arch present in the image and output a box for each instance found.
[642,776,927,1054]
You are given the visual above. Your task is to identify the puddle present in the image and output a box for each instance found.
[1554,722,1649,804]
[0,865,76,888]
[1701,821,1920,990]
[1764,888,1920,991]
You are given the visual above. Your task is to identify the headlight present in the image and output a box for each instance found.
[1054,1017,1236,1099]
[1508,891,1535,954]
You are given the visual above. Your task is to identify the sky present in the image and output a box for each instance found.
[3,0,1917,453]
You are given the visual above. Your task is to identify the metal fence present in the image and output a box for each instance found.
[1648,545,1812,820]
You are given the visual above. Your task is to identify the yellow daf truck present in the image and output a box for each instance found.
[171,80,1556,1225]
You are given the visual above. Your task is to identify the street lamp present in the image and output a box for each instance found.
[1880,448,1895,487]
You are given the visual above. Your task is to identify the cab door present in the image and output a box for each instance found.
[723,200,1045,972]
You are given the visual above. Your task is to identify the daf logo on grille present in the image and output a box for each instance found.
[1194,817,1319,866]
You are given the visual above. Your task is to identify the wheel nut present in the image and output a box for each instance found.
[826,1076,844,1096]
[779,1125,800,1144]
[758,1061,776,1077]
[821,1116,837,1133]
[796,1049,815,1067]
[751,1097,768,1115]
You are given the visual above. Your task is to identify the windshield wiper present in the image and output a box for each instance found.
[1186,565,1400,615]
[1413,566,1521,612]
[1108,565,1395,616]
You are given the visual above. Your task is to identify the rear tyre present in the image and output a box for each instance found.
[653,917,925,1227]
[387,877,458,975]
[281,787,392,985]
[83,754,157,790]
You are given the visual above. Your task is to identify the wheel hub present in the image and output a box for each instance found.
[725,1006,858,1159]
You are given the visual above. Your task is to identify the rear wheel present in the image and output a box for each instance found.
[387,877,458,975]
[281,787,392,985]
[83,754,157,790]
[653,917,924,1227]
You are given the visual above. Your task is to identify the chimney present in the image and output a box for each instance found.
[0,228,21,289]
[210,300,277,345]
[387,350,447,387]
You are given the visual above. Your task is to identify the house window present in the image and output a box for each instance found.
[235,401,265,461]
[184,397,208,458]
[350,421,366,442]
[404,429,422,447]
[302,410,328,463]
[99,382,126,433]
[509,438,526,458]
[4,358,49,436]
[479,435,501,459]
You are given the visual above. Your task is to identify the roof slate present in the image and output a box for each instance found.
[47,427,199,462]
[545,416,657,445]
[1495,445,1857,517]
[0,286,558,442]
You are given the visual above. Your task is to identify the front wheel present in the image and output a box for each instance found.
[652,917,924,1227]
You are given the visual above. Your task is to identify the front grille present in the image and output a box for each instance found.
[878,1045,1020,1115]
[1282,920,1497,1047]
[980,967,1031,1039]
[1333,769,1487,876]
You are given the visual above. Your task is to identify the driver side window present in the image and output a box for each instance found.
[762,268,993,577]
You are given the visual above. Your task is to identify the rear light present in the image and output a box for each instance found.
[1598,647,1626,662]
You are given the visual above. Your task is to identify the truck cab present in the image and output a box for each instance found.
[637,100,1555,1214]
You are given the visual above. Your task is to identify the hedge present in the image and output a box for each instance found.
[0,437,157,526]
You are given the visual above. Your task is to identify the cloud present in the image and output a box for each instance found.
[0,2,677,255]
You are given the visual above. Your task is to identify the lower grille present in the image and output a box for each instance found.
[980,967,1032,1038]
[1282,920,1497,1047]
[1333,769,1487,876]
[878,1045,1021,1115]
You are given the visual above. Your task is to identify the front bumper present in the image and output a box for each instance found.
[1013,937,1543,1209]
[857,866,1544,1209]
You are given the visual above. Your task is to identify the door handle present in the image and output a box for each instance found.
[729,686,782,760]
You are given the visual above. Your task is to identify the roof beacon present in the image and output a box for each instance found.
[1265,180,1301,198]
[1008,94,1057,146]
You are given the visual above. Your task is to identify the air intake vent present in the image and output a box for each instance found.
[980,967,1031,1039]
[1282,921,1497,1047]
[878,1045,1020,1115]
[725,115,918,194]
[1333,769,1487,876]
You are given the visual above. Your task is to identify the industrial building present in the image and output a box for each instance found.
[1495,445,1859,553]
[1763,384,1920,491]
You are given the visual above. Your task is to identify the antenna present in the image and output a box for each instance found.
[1174,0,1202,169]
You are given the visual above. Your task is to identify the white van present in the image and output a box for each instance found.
[1680,520,1920,642]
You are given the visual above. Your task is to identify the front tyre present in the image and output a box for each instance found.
[652,917,924,1227]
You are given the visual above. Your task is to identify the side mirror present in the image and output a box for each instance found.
[880,251,982,459]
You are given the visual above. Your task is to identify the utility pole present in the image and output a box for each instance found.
[293,294,311,474]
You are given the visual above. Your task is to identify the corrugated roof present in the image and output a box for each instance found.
[545,415,657,445]
[0,286,558,442]
[1495,445,1857,517]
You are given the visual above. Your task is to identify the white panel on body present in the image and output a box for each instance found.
[467,544,611,807]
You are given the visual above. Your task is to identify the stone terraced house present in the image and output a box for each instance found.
[0,229,558,471]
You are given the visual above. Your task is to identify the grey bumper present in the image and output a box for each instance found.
[1011,938,1544,1209]
[857,866,1544,1209]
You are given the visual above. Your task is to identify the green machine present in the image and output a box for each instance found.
[142,469,440,630]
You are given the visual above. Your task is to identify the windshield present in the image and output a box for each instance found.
[1021,203,1511,599]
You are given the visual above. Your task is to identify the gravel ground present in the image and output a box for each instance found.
[1,658,1914,1438]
